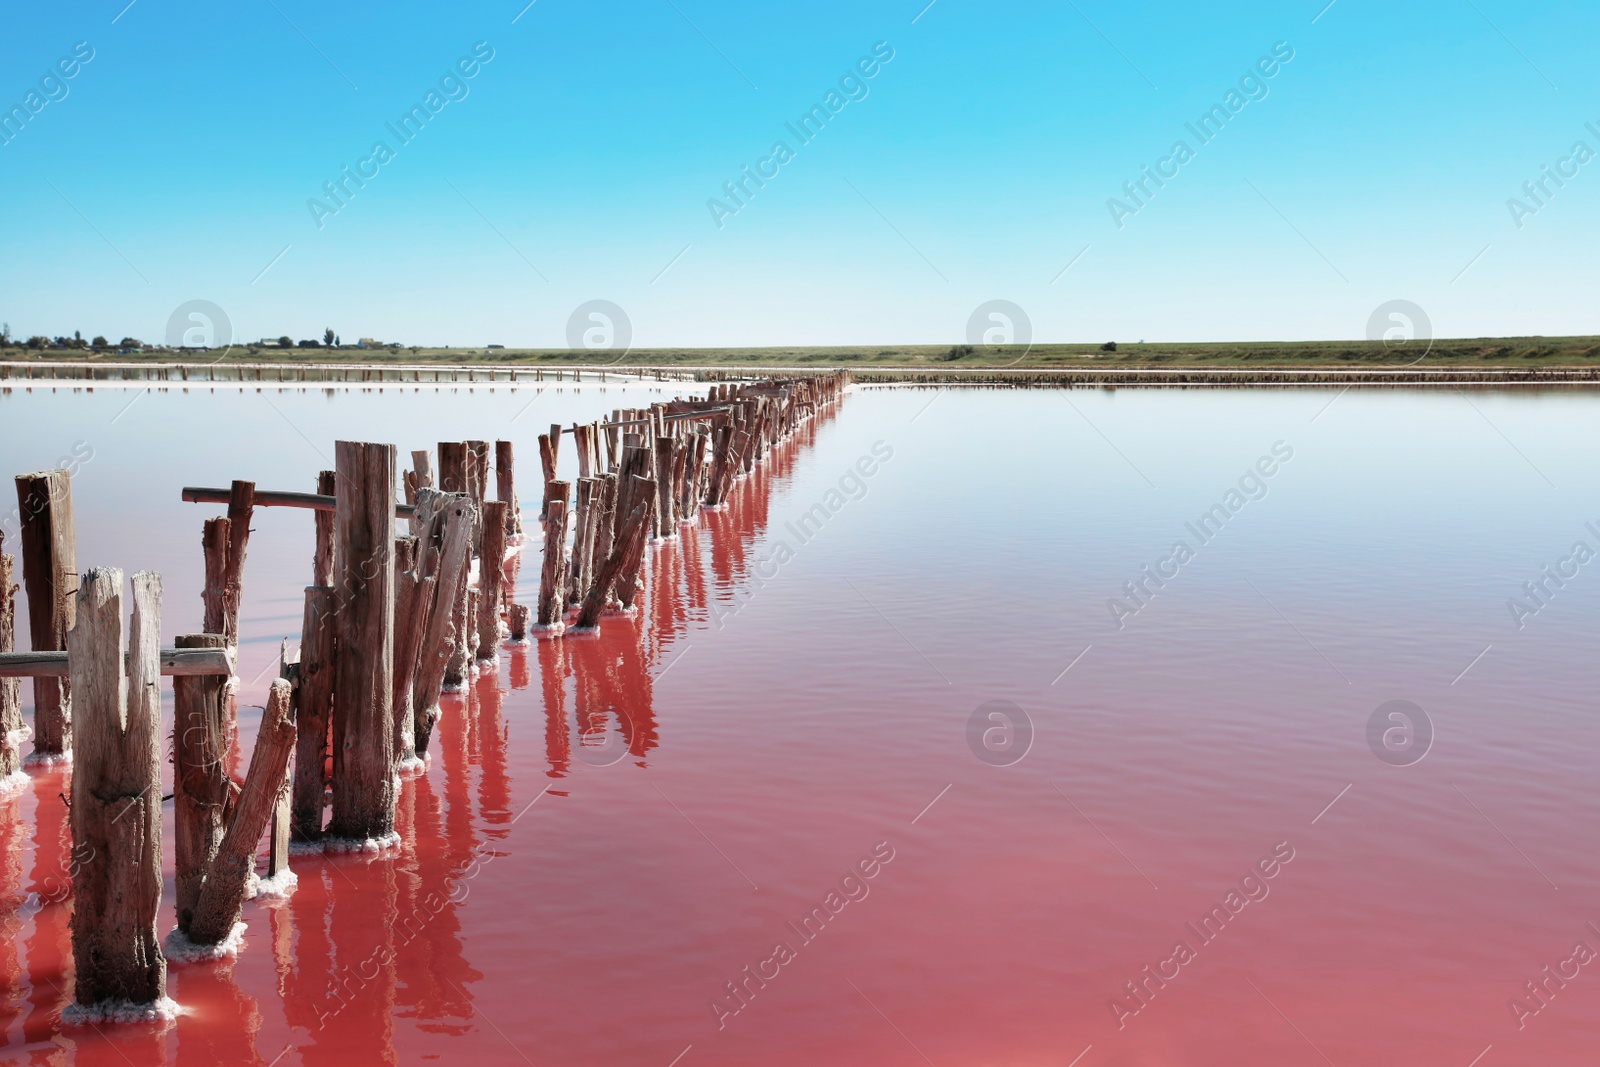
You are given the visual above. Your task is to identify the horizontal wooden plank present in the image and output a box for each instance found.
[0,646,236,678]
[182,486,415,518]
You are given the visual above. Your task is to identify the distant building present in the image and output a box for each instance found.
[358,337,381,348]
[486,344,505,349]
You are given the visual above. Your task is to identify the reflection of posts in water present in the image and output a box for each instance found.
[282,865,333,1061]
[173,951,264,1067]
[682,520,708,626]
[473,671,512,832]
[538,637,569,779]
[392,764,478,1039]
[321,857,399,1067]
[22,775,70,1044]
[0,788,26,1041]
[509,643,532,691]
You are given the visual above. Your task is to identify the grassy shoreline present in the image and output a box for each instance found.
[4,335,1600,369]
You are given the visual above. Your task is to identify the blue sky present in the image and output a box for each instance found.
[1,0,1595,347]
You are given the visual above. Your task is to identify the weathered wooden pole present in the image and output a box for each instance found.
[327,441,397,845]
[495,440,522,537]
[574,502,650,631]
[567,478,595,606]
[466,440,490,507]
[478,501,509,662]
[538,428,560,519]
[14,470,75,759]
[392,567,435,769]
[291,587,335,843]
[0,534,21,787]
[68,568,165,1013]
[438,441,468,495]
[537,482,571,632]
[187,678,295,945]
[313,470,336,586]
[200,516,231,634]
[222,480,255,641]
[172,633,232,934]
[412,495,474,753]
[508,603,530,643]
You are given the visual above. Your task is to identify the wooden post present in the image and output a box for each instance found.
[201,516,230,635]
[404,449,433,505]
[567,478,595,606]
[478,501,509,661]
[187,679,295,945]
[539,427,561,519]
[508,603,530,642]
[654,436,676,537]
[466,440,490,507]
[292,587,335,843]
[495,440,522,537]
[313,470,336,587]
[615,476,657,610]
[0,534,20,785]
[327,441,396,844]
[537,482,571,631]
[438,441,468,495]
[392,570,435,769]
[412,496,474,753]
[68,568,165,1010]
[223,480,255,641]
[172,633,232,934]
[574,503,650,631]
[14,469,75,758]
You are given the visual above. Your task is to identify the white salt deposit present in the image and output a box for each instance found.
[163,921,247,962]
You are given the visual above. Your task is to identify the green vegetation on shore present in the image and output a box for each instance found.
[3,336,1600,369]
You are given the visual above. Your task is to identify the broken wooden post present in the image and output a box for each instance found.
[292,587,335,844]
[14,469,75,760]
[0,534,21,788]
[403,449,433,506]
[327,441,397,846]
[537,482,571,633]
[508,603,530,643]
[478,501,509,662]
[67,568,166,1015]
[172,633,233,935]
[495,440,522,538]
[187,678,295,946]
[313,470,336,587]
[222,480,254,641]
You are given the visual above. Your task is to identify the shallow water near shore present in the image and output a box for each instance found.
[2,382,1598,1065]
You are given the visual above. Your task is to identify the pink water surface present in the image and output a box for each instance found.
[1,381,1598,1065]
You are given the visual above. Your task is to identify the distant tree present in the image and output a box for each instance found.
[323,327,335,346]
[1100,341,1117,352]
[119,337,142,348]
[299,339,321,348]
[940,344,975,361]
[74,330,82,342]
[278,335,293,348]
[91,335,107,348]
[334,334,341,347]
[26,335,48,349]
[1,322,10,344]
